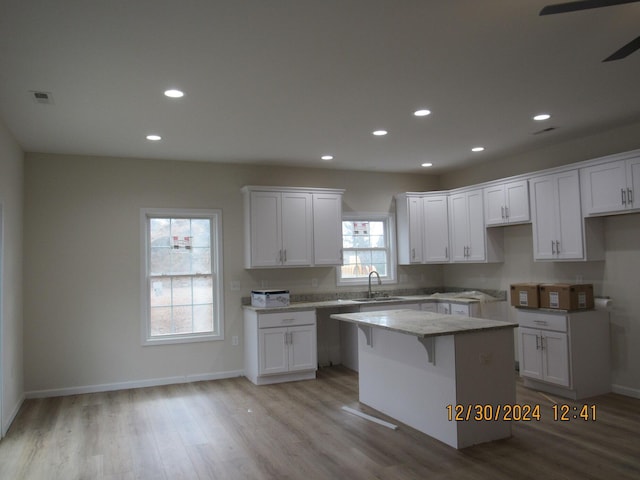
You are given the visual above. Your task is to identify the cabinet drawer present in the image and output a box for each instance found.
[450,303,471,316]
[258,310,316,328]
[517,310,567,332]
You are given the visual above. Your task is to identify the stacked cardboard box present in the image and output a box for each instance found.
[510,283,594,310]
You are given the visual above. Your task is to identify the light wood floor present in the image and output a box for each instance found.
[1,366,639,479]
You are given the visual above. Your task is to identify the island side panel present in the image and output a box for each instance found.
[454,328,516,448]
[357,327,460,448]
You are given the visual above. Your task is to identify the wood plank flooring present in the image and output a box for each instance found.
[1,366,639,479]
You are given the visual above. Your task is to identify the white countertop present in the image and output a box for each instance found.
[329,309,517,338]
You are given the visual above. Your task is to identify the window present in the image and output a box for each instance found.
[337,213,396,286]
[141,208,223,345]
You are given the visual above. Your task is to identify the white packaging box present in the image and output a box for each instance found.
[251,289,290,308]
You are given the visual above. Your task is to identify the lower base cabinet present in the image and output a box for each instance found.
[517,309,610,399]
[245,309,317,385]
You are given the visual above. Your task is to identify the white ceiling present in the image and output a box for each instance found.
[1,0,639,174]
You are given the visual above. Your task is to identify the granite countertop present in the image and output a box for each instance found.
[329,309,517,338]
[243,291,503,313]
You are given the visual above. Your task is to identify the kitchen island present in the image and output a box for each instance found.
[329,309,517,449]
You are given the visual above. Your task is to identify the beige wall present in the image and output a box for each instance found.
[23,153,440,394]
[0,118,24,434]
[440,121,640,396]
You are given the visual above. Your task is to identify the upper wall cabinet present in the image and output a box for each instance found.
[396,193,450,264]
[580,156,640,216]
[448,189,503,263]
[484,180,530,226]
[242,186,344,268]
[529,170,604,262]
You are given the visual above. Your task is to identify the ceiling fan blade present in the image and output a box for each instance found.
[603,34,640,61]
[540,0,640,15]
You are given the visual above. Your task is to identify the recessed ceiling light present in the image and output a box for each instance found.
[414,109,431,117]
[471,146,485,152]
[146,134,162,141]
[372,130,388,136]
[421,162,433,167]
[164,89,184,98]
[321,155,334,161]
[533,113,551,121]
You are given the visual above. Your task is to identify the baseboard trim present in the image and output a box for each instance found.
[611,383,640,399]
[2,393,25,437]
[25,370,245,399]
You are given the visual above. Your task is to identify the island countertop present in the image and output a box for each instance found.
[330,309,517,338]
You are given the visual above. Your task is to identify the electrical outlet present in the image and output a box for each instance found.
[230,280,241,291]
[232,335,239,346]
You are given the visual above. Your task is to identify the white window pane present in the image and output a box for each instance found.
[193,276,213,304]
[191,247,212,274]
[150,279,171,307]
[150,247,171,275]
[171,250,193,274]
[150,306,172,336]
[191,219,211,247]
[172,277,193,305]
[369,221,385,235]
[173,306,193,334]
[150,218,170,246]
[193,305,214,333]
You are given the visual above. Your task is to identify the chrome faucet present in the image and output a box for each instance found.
[368,271,381,298]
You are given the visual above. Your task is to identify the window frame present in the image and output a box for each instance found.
[336,212,397,287]
[140,208,224,346]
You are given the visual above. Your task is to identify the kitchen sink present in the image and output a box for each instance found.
[352,296,405,303]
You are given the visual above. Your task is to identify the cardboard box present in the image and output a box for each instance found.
[539,284,594,310]
[251,289,290,308]
[510,283,540,308]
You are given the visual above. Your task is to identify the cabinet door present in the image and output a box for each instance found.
[530,175,558,260]
[448,193,468,262]
[627,157,640,209]
[281,192,312,266]
[450,303,470,316]
[259,327,288,375]
[407,196,423,263]
[421,302,438,312]
[581,160,627,215]
[505,180,530,224]
[519,327,543,380]
[437,303,451,314]
[288,325,317,372]
[556,171,583,259]
[250,191,282,267]
[313,193,343,265]
[541,331,570,387]
[484,184,506,226]
[422,195,449,262]
[466,189,486,261]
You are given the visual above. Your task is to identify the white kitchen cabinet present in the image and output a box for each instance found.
[312,192,343,265]
[242,186,344,268]
[449,189,503,263]
[529,170,604,261]
[244,309,317,385]
[396,193,450,264]
[396,194,424,264]
[422,194,450,262]
[484,180,530,226]
[517,309,610,399]
[580,156,640,215]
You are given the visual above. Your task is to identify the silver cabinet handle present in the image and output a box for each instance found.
[445,246,448,259]
[501,206,505,219]
[556,240,560,254]
[279,249,283,263]
[535,335,540,350]
[540,335,545,351]
[628,188,633,205]
[622,188,627,205]
[411,248,415,260]
[551,240,556,255]
[505,206,509,218]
